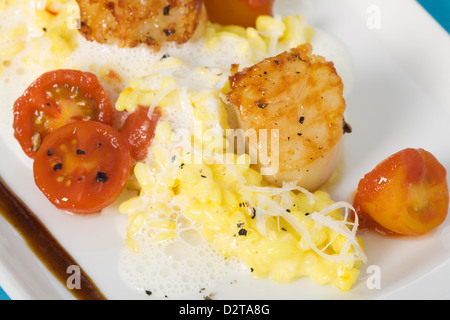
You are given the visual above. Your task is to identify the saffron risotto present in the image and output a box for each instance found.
[116,53,366,294]
[1,0,367,296]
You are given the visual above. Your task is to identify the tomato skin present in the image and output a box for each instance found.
[204,0,275,27]
[120,106,161,162]
[33,121,132,214]
[13,69,114,158]
[353,148,449,236]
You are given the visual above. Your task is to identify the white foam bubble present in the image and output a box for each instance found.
[118,211,249,298]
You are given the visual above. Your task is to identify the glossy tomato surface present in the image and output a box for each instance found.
[120,106,161,162]
[33,121,132,214]
[205,0,274,27]
[353,148,449,236]
[13,69,114,158]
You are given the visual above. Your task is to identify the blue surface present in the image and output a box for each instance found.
[0,0,449,302]
[0,287,10,301]
[417,0,450,33]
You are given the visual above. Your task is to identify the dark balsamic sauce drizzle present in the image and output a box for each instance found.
[0,176,106,300]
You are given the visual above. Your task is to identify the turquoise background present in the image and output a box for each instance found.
[417,0,450,33]
[0,287,8,300]
[0,0,449,301]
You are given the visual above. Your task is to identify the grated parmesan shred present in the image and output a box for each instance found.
[240,182,368,264]
[147,76,367,265]
[149,81,177,116]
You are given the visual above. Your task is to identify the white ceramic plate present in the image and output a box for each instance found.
[1,0,450,300]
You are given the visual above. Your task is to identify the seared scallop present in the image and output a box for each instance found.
[76,0,207,50]
[226,43,347,190]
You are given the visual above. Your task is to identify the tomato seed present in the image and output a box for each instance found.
[31,133,42,152]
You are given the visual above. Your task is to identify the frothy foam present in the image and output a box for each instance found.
[118,210,249,298]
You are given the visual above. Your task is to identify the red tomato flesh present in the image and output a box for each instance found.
[120,106,161,162]
[13,69,114,158]
[353,148,449,236]
[33,121,132,214]
[204,0,275,28]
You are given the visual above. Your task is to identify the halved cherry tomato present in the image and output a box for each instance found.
[120,106,161,162]
[33,121,132,214]
[204,0,275,28]
[13,69,114,158]
[353,148,449,236]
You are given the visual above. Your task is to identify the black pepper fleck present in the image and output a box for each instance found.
[53,163,63,171]
[96,172,109,182]
[238,229,247,236]
[163,5,171,15]
[163,29,175,36]
[257,101,268,109]
[343,119,352,134]
[105,1,114,10]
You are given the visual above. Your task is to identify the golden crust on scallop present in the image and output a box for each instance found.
[227,43,347,190]
[76,0,206,50]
